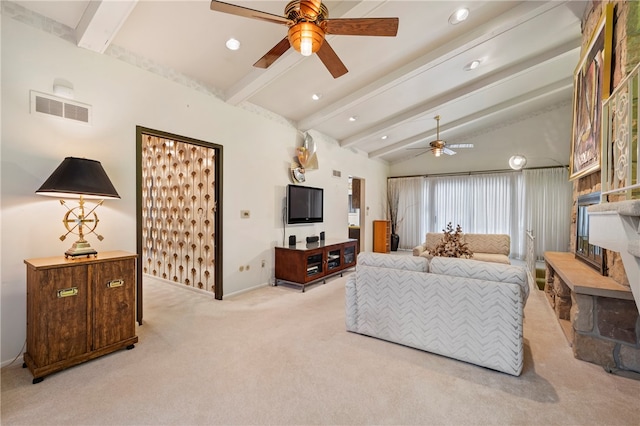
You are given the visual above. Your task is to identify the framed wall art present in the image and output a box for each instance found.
[569,3,613,180]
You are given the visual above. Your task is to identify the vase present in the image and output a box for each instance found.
[390,233,400,251]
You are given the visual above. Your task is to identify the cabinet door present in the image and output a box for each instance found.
[304,250,325,282]
[343,242,357,267]
[326,246,342,272]
[351,178,361,209]
[27,266,89,366]
[92,259,136,350]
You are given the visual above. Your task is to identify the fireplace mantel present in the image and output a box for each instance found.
[588,200,640,310]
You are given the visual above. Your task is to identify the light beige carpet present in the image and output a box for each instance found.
[2,272,639,425]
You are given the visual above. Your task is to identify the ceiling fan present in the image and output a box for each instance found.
[409,116,474,157]
[209,0,399,78]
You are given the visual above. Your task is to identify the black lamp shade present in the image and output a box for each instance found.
[36,157,120,199]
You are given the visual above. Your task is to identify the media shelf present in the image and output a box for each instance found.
[275,238,357,292]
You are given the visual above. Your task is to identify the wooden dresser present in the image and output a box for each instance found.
[373,220,391,253]
[23,251,138,383]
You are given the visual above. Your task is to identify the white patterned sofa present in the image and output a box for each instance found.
[413,233,511,264]
[345,252,528,376]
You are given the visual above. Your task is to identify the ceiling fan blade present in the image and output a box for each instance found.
[253,37,291,69]
[444,148,457,156]
[316,40,348,78]
[323,18,399,36]
[447,143,474,149]
[210,1,291,26]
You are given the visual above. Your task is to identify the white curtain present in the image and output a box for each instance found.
[388,177,425,249]
[390,167,571,259]
[428,175,473,232]
[523,167,572,259]
[424,172,522,254]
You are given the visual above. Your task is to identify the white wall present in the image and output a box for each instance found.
[0,17,389,364]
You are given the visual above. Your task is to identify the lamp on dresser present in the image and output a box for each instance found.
[36,156,120,258]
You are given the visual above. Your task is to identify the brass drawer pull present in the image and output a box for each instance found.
[57,287,78,298]
[107,279,124,288]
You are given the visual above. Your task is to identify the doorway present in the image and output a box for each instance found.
[348,176,365,253]
[136,127,223,324]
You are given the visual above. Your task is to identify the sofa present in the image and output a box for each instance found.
[345,252,528,376]
[413,233,511,264]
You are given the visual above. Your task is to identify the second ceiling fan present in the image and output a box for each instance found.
[409,116,474,157]
[430,115,455,157]
[210,0,399,78]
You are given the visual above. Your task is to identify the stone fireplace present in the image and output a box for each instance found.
[544,252,639,373]
[545,192,639,375]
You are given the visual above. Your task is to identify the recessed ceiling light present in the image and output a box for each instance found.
[312,93,322,101]
[349,116,358,122]
[464,59,481,71]
[381,135,388,140]
[449,8,469,25]
[226,38,240,51]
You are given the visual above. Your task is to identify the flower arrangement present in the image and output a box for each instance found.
[431,222,473,259]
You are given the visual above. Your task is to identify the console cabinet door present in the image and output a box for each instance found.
[343,241,357,267]
[26,265,89,367]
[92,258,136,350]
[326,245,342,272]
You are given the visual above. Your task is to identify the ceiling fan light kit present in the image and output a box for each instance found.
[209,0,398,78]
[289,22,324,56]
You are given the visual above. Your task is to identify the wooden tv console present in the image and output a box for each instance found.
[275,238,357,292]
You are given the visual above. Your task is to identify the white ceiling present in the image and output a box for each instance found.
[13,0,587,172]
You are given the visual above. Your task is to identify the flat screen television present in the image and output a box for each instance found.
[287,184,323,224]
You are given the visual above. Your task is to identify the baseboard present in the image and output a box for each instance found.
[1,349,25,369]
[144,274,270,300]
[144,274,217,298]
[224,283,269,299]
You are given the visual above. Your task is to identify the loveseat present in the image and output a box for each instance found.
[345,252,528,376]
[413,233,511,264]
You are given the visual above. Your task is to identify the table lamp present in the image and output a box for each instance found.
[36,157,120,258]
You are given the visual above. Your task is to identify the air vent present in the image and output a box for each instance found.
[332,170,342,178]
[30,91,91,125]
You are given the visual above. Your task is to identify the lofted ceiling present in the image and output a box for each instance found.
[12,0,588,173]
